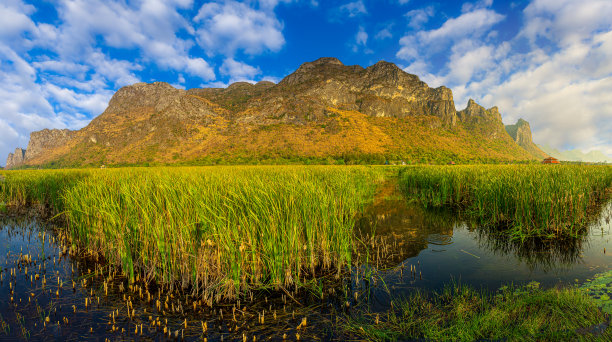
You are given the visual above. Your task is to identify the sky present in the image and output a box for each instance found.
[1,0,611,164]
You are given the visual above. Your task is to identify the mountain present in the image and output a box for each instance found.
[538,145,611,163]
[6,58,543,168]
[505,119,548,159]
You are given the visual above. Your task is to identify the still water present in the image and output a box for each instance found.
[0,188,610,340]
[355,185,612,310]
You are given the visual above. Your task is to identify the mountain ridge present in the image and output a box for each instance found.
[6,58,545,168]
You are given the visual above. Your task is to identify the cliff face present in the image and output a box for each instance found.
[457,99,508,139]
[4,129,75,169]
[6,148,26,169]
[272,58,457,125]
[5,57,541,167]
[505,119,548,159]
[26,129,75,161]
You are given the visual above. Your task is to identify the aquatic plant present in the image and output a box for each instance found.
[0,166,382,302]
[398,165,612,239]
[344,282,609,341]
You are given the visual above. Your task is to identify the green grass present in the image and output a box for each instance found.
[345,282,610,341]
[398,165,612,239]
[0,166,386,302]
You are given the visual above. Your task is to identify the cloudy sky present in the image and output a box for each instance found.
[1,0,611,164]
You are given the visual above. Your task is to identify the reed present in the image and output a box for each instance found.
[398,165,612,239]
[0,166,381,302]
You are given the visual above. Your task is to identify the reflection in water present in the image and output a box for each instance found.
[355,183,612,304]
[474,228,586,272]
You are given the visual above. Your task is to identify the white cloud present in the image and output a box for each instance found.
[48,0,215,80]
[194,1,285,56]
[521,0,612,47]
[398,8,505,60]
[397,0,612,154]
[0,1,36,43]
[375,28,392,40]
[405,6,434,29]
[339,1,367,18]
[356,26,368,46]
[220,58,261,83]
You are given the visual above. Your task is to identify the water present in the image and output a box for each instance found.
[0,216,354,341]
[0,191,610,340]
[354,185,612,310]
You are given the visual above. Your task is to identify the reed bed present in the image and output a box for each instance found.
[0,166,381,302]
[398,165,612,239]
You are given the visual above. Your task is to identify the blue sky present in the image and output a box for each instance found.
[1,0,611,163]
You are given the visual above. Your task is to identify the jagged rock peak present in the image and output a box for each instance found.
[505,118,533,143]
[505,118,548,158]
[458,99,502,123]
[6,148,26,169]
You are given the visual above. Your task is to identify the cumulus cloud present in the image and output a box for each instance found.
[194,1,285,56]
[398,8,504,60]
[397,0,612,155]
[220,58,261,83]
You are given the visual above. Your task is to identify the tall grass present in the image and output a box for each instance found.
[399,165,612,239]
[0,169,88,211]
[0,166,381,302]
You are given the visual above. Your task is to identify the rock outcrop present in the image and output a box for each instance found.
[5,57,543,167]
[458,99,502,124]
[26,129,75,161]
[505,119,548,159]
[274,58,458,125]
[456,99,509,139]
[6,148,26,169]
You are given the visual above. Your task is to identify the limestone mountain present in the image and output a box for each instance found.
[6,58,543,168]
[505,119,548,159]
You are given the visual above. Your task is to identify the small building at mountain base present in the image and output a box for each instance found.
[542,157,560,164]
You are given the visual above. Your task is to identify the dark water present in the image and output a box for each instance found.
[0,218,338,341]
[354,186,612,310]
[0,192,610,340]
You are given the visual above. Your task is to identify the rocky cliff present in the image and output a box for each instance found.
[6,148,26,169]
[5,129,75,169]
[505,119,548,159]
[5,58,542,168]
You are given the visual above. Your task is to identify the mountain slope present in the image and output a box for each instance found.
[6,58,541,168]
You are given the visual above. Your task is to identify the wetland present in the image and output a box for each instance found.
[0,165,611,341]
